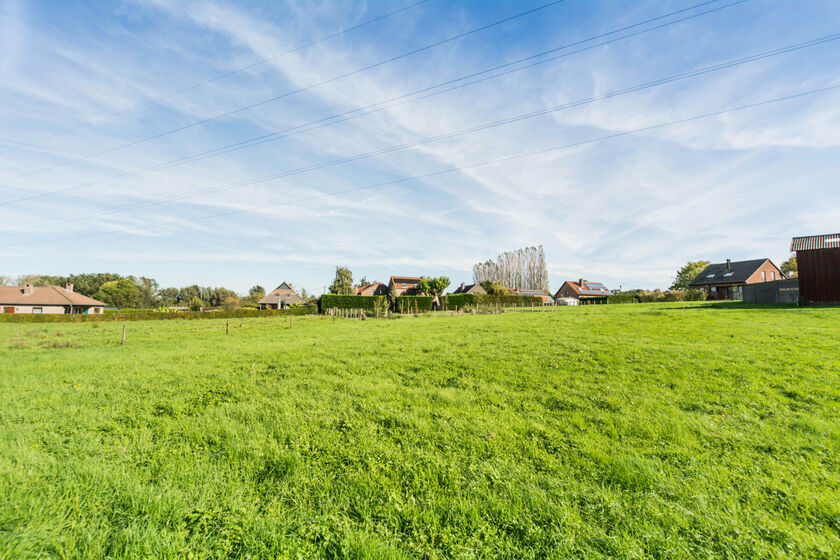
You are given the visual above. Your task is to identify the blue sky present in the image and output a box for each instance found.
[1,0,838,295]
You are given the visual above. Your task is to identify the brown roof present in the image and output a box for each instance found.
[258,282,302,305]
[354,282,386,295]
[791,233,840,251]
[554,279,613,298]
[0,286,106,307]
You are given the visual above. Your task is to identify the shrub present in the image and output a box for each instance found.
[475,294,543,307]
[320,295,388,316]
[608,294,639,304]
[0,306,316,323]
[442,293,476,309]
[394,296,434,313]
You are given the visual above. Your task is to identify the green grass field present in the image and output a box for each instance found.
[1,303,839,559]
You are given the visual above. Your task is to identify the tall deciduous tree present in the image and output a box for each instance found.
[417,276,450,298]
[473,246,548,291]
[781,257,797,277]
[95,279,144,309]
[670,261,711,290]
[329,266,354,295]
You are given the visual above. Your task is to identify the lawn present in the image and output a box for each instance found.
[1,303,839,559]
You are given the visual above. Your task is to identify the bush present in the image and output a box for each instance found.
[394,296,434,313]
[475,294,543,307]
[0,306,316,323]
[320,295,388,316]
[442,293,476,309]
[608,294,639,304]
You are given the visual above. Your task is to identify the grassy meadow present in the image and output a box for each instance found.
[1,303,839,558]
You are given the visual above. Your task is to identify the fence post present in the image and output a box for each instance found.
[226,320,229,335]
[121,324,126,345]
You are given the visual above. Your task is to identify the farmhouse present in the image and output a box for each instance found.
[388,276,421,296]
[0,284,106,314]
[354,282,388,296]
[791,233,840,304]
[688,259,784,301]
[258,282,302,309]
[554,279,613,304]
[451,282,486,295]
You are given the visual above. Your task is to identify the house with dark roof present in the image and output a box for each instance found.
[388,276,422,297]
[0,284,106,314]
[791,233,840,304]
[258,282,303,309]
[452,282,486,295]
[688,259,784,300]
[554,279,613,304]
[354,282,388,296]
[512,288,553,304]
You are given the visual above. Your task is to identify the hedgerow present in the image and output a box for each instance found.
[0,306,316,323]
[394,296,434,313]
[319,295,388,316]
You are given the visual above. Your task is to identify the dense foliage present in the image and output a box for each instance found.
[670,260,711,290]
[613,289,707,303]
[320,295,388,316]
[0,306,315,323]
[781,256,797,277]
[328,266,354,295]
[394,295,434,313]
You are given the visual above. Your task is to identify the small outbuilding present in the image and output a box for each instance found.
[791,233,840,304]
[688,259,784,300]
[0,284,106,314]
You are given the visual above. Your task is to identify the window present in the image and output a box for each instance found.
[711,287,718,292]
[402,283,407,288]
[771,271,776,281]
[706,274,716,278]
[723,272,734,277]
[33,307,42,314]
[761,271,766,281]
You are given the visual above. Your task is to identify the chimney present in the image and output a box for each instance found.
[66,283,74,292]
[726,259,731,270]
[579,278,585,286]
[24,284,33,295]
[461,282,466,290]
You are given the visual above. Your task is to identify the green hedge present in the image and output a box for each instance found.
[320,295,388,315]
[442,293,476,309]
[0,306,316,323]
[395,296,434,313]
[475,294,544,306]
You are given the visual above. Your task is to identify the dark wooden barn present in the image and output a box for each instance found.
[791,233,840,305]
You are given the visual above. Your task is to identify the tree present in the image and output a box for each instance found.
[328,266,354,295]
[244,285,265,307]
[417,276,450,298]
[95,279,144,309]
[473,246,548,291]
[220,295,241,311]
[157,287,180,306]
[781,256,797,277]
[188,297,203,312]
[480,281,510,295]
[670,260,710,290]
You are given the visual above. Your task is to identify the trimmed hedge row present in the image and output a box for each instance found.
[441,293,545,309]
[0,305,316,323]
[320,295,388,315]
[395,296,434,313]
[442,293,475,308]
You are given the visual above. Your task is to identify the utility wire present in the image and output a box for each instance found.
[0,0,567,183]
[0,0,433,156]
[4,30,835,233]
[8,84,837,249]
[0,0,741,209]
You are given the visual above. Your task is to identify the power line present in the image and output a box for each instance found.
[0,0,434,156]
[0,0,742,209]
[4,30,835,232]
[0,0,568,183]
[9,84,837,248]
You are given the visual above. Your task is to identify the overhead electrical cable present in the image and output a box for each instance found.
[0,0,743,210]
[0,0,568,183]
[3,31,836,233]
[0,0,434,156]
[8,84,837,248]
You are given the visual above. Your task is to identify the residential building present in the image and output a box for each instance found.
[354,282,388,296]
[790,233,840,304]
[258,282,302,309]
[512,288,553,304]
[688,259,785,300]
[554,279,613,304]
[0,284,106,314]
[451,282,486,295]
[388,276,422,296]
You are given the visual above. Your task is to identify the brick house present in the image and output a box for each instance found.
[258,282,303,309]
[451,282,486,295]
[554,279,613,304]
[0,284,106,314]
[354,282,388,296]
[688,259,785,300]
[388,276,422,296]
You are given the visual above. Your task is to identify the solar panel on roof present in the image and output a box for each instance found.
[586,282,607,289]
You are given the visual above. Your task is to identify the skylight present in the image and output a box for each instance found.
[723,272,734,277]
[706,274,715,278]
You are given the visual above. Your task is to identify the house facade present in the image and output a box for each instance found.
[0,284,106,314]
[258,282,303,309]
[388,276,421,296]
[354,282,388,296]
[791,233,840,304]
[688,259,784,300]
[451,282,486,295]
[554,279,612,304]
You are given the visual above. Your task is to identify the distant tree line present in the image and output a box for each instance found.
[0,273,270,310]
[473,246,549,292]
